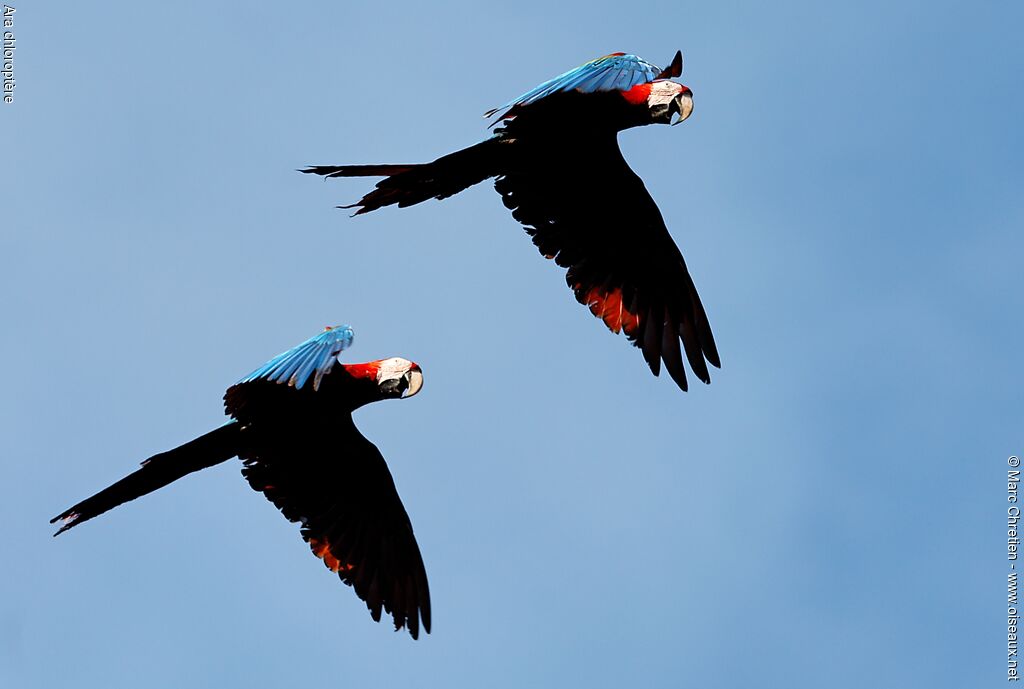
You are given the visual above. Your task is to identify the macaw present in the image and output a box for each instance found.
[303,51,719,391]
[51,325,431,639]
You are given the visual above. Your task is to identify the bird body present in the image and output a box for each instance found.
[303,51,718,391]
[52,326,431,639]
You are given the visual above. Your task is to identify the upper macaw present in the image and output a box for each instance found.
[51,325,431,639]
[303,51,719,391]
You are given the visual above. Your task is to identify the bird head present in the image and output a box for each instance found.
[377,357,424,399]
[647,81,693,126]
[620,80,693,127]
[344,357,424,400]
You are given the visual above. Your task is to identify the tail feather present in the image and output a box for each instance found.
[302,164,419,179]
[51,423,241,536]
[300,138,504,215]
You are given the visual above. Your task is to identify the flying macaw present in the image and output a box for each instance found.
[51,325,431,639]
[303,51,719,391]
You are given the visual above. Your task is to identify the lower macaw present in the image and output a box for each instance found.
[51,325,431,639]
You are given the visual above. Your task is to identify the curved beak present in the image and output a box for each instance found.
[671,90,694,126]
[402,366,423,398]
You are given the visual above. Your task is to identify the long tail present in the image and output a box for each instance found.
[51,423,242,536]
[301,138,504,215]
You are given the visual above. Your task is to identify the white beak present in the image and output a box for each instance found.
[404,369,423,398]
[673,93,694,125]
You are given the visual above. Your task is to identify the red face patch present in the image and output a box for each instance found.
[620,82,652,106]
[341,361,381,381]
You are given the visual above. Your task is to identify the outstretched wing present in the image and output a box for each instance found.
[237,325,355,391]
[485,52,667,120]
[495,133,719,391]
[238,409,431,639]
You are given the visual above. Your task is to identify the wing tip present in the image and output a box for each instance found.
[655,50,684,80]
[50,511,80,536]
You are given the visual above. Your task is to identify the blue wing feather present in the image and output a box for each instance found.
[285,345,320,384]
[593,68,624,92]
[290,346,323,389]
[484,53,663,119]
[277,348,310,386]
[612,68,639,91]
[238,325,355,391]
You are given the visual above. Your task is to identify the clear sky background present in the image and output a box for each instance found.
[2,2,1020,687]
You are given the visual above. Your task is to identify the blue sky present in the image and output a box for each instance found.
[2,1,1020,687]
